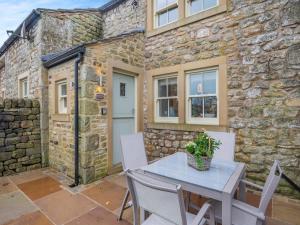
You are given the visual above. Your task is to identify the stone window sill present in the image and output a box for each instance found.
[147,4,227,38]
[52,114,70,122]
[147,122,228,132]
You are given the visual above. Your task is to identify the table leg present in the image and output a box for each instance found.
[222,193,232,225]
[239,171,246,202]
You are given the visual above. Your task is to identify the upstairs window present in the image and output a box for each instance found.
[57,80,67,114]
[155,0,179,27]
[186,69,218,125]
[20,78,29,98]
[155,76,178,122]
[187,0,218,16]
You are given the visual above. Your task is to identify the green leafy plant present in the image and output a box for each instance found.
[186,133,221,168]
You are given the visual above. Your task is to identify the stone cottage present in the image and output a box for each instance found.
[0,0,299,223]
[0,8,103,168]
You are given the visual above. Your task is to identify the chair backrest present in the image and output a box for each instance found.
[120,133,148,171]
[259,160,282,213]
[206,131,235,162]
[126,170,187,225]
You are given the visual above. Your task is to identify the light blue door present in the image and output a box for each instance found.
[112,73,135,166]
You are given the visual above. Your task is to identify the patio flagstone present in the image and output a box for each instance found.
[65,206,131,225]
[3,211,54,225]
[17,176,61,201]
[0,191,37,225]
[0,177,18,195]
[9,169,47,185]
[82,180,127,211]
[35,189,97,225]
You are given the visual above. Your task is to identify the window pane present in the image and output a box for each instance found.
[158,11,168,27]
[156,0,167,10]
[204,96,217,118]
[120,83,126,97]
[169,99,178,117]
[23,80,28,96]
[168,78,177,97]
[203,0,217,10]
[63,98,67,108]
[191,97,203,118]
[167,0,177,5]
[190,0,202,15]
[190,74,203,95]
[158,99,168,117]
[168,7,178,23]
[203,71,216,94]
[60,83,67,96]
[158,79,167,97]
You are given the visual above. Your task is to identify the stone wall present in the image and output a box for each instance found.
[102,0,146,38]
[48,60,76,179]
[144,0,300,199]
[48,32,145,183]
[0,99,41,176]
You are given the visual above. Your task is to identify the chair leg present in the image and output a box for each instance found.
[118,189,130,221]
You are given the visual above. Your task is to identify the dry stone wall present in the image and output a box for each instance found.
[144,0,300,199]
[0,99,41,176]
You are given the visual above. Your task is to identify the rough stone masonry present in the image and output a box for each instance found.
[0,99,41,176]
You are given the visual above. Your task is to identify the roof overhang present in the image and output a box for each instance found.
[99,0,127,12]
[42,45,86,69]
[0,10,41,57]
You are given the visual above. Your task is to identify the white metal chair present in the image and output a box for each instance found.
[118,132,149,221]
[206,131,235,162]
[126,169,215,225]
[211,160,283,225]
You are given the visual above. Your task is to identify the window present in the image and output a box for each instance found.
[155,0,179,27]
[120,82,126,97]
[187,0,218,16]
[20,78,29,98]
[186,69,218,124]
[57,80,67,114]
[155,76,178,122]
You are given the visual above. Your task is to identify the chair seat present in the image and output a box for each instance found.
[142,212,206,225]
[212,200,262,225]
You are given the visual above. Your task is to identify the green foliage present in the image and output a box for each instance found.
[186,133,222,168]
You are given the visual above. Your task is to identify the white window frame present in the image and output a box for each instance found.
[20,78,29,98]
[18,72,29,98]
[186,0,219,17]
[186,68,219,125]
[57,80,68,114]
[154,0,179,28]
[154,75,179,123]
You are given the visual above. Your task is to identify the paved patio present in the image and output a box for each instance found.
[0,169,294,225]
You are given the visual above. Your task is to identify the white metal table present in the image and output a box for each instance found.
[139,152,246,225]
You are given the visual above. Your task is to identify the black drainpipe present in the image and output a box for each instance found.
[70,53,83,187]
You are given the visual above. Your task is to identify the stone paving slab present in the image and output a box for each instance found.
[9,169,47,185]
[3,211,54,225]
[17,176,61,201]
[0,191,37,225]
[35,190,97,225]
[0,177,18,195]
[65,206,131,225]
[82,180,127,211]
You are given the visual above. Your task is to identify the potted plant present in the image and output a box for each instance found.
[185,133,221,171]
